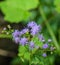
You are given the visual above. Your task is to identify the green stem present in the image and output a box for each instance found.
[59,29,60,44]
[0,34,12,38]
[40,6,60,53]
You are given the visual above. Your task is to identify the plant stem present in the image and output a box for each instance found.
[58,29,60,44]
[40,6,60,53]
[0,34,12,38]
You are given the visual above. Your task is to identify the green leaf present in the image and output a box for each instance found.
[32,36,43,48]
[18,45,27,57]
[29,11,37,20]
[48,56,55,65]
[31,56,40,65]
[54,0,60,13]
[0,0,39,23]
[24,52,30,60]
[5,0,39,10]
[0,2,30,23]
[11,57,21,65]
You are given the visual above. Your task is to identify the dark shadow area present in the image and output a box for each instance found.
[55,55,60,65]
[0,55,12,65]
[0,38,18,65]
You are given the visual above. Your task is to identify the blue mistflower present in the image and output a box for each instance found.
[42,43,48,49]
[19,37,28,46]
[27,21,37,28]
[31,25,41,36]
[38,34,45,42]
[29,41,34,48]
[12,21,54,60]
[12,30,20,38]
[42,53,47,57]
[20,28,29,35]
[14,37,20,43]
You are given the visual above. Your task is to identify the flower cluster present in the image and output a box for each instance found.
[12,21,55,57]
[12,21,41,45]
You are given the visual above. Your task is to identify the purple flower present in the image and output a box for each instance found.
[27,21,37,28]
[14,37,20,43]
[42,43,48,49]
[19,37,28,46]
[42,53,47,57]
[31,25,41,36]
[29,41,34,48]
[20,28,29,35]
[38,34,45,42]
[12,30,20,38]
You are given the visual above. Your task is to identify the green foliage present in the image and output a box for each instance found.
[24,52,30,60]
[11,57,21,65]
[0,0,39,23]
[0,4,1,9]
[17,36,44,65]
[32,36,43,48]
[31,56,40,65]
[54,0,60,13]
[18,45,27,57]
[40,0,53,5]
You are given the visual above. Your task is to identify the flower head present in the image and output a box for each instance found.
[14,37,20,43]
[20,28,29,35]
[3,27,6,30]
[29,41,34,48]
[12,30,20,38]
[38,34,45,42]
[42,53,47,57]
[42,43,48,49]
[48,39,52,42]
[31,25,41,36]
[35,46,40,49]
[27,21,37,28]
[50,46,54,51]
[19,37,28,46]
